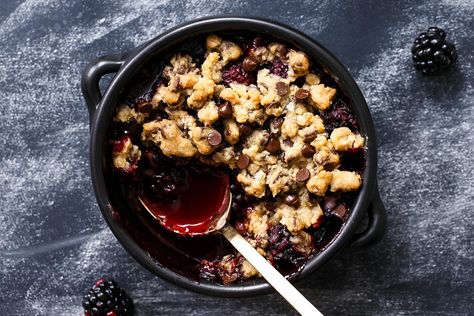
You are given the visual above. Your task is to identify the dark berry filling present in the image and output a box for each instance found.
[321,97,359,134]
[268,224,307,269]
[199,255,241,284]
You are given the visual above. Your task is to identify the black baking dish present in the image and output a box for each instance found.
[81,16,386,297]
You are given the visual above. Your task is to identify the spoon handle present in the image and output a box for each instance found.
[222,224,323,316]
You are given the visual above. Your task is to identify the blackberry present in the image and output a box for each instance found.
[269,59,288,78]
[267,224,306,268]
[142,166,189,200]
[229,181,253,212]
[339,147,366,173]
[82,278,134,316]
[321,98,358,134]
[412,26,457,74]
[199,255,240,284]
[222,64,254,86]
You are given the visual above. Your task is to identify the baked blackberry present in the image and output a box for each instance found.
[222,64,254,86]
[412,26,457,74]
[142,166,189,200]
[269,59,289,78]
[267,224,306,269]
[82,278,134,316]
[321,98,359,134]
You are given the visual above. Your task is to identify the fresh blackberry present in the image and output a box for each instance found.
[412,26,457,74]
[82,278,134,316]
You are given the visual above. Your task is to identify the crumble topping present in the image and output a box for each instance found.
[330,127,365,151]
[112,136,141,173]
[114,104,146,123]
[110,34,366,284]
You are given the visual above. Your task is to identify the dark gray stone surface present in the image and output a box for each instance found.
[0,1,472,315]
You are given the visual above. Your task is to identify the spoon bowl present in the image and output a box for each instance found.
[137,169,230,236]
[138,192,231,235]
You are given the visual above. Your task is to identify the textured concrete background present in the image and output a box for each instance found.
[0,0,473,315]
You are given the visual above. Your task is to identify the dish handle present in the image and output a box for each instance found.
[81,53,126,123]
[350,183,387,248]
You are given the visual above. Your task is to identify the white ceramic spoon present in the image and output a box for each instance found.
[139,189,323,316]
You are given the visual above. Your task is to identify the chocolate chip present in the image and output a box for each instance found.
[137,102,153,113]
[207,131,222,146]
[218,102,233,118]
[238,124,252,136]
[296,168,310,182]
[242,56,258,72]
[276,81,289,96]
[265,137,281,154]
[237,154,250,169]
[283,194,299,206]
[303,132,318,143]
[276,44,287,57]
[301,143,316,158]
[295,88,310,102]
[332,204,347,219]
[270,117,284,134]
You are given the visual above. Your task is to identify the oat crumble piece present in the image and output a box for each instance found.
[257,68,291,106]
[212,146,237,169]
[237,169,267,198]
[112,136,141,172]
[274,192,323,232]
[247,204,270,248]
[114,104,146,123]
[141,119,197,157]
[330,170,362,192]
[330,127,365,151]
[306,170,332,196]
[187,77,216,108]
[241,259,259,278]
[197,100,219,126]
[287,49,310,78]
[223,119,241,145]
[309,84,337,110]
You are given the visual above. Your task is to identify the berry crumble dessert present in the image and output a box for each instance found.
[107,33,366,284]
